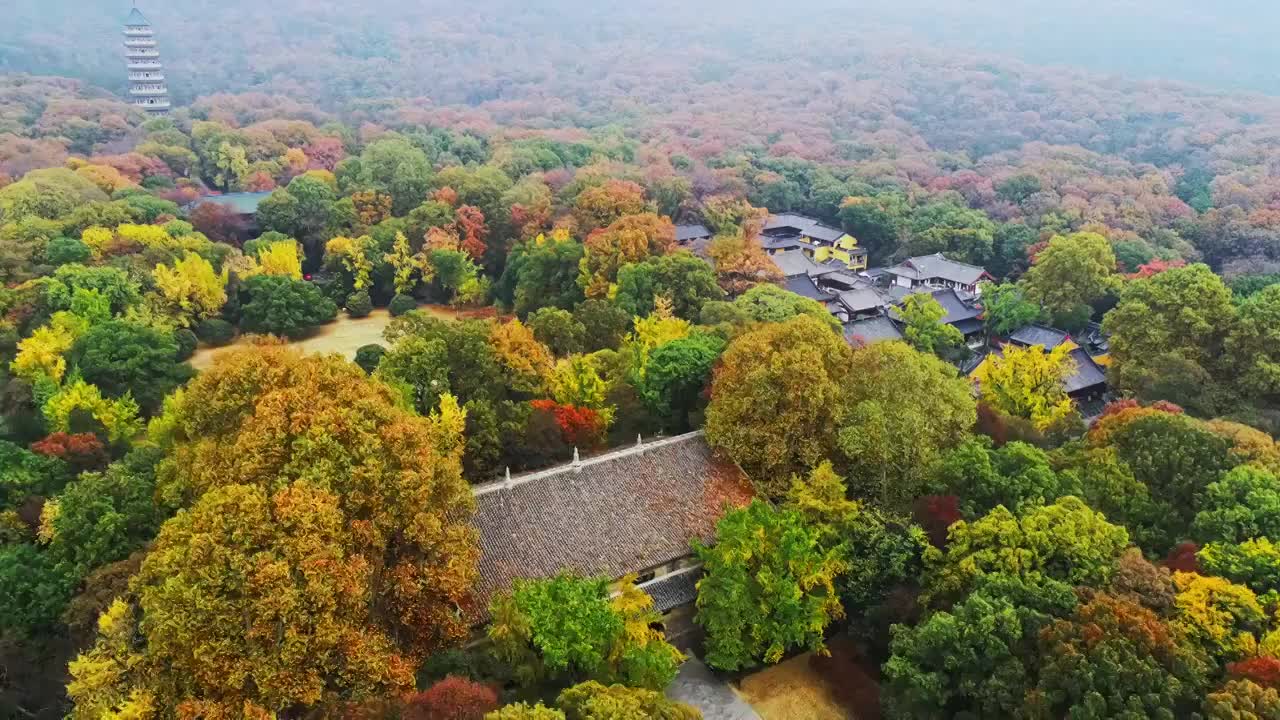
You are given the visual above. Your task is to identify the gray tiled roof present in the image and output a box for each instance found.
[1064,347,1108,394]
[770,249,824,278]
[763,212,820,233]
[676,224,713,242]
[887,253,989,286]
[763,236,814,253]
[1008,324,1070,349]
[784,274,832,301]
[891,288,982,325]
[844,315,904,345]
[637,566,703,614]
[469,432,753,622]
[837,287,888,314]
[763,213,846,243]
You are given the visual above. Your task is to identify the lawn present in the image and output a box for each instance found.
[190,304,467,370]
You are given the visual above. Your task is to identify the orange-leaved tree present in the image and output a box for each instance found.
[578,213,676,299]
[67,346,479,718]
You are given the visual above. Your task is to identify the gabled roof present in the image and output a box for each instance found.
[637,565,702,614]
[952,317,985,336]
[763,236,814,252]
[770,249,824,278]
[836,287,888,314]
[469,432,753,622]
[1008,324,1070,350]
[1063,348,1108,394]
[675,224,712,242]
[763,213,847,243]
[125,7,150,26]
[763,212,820,233]
[887,253,989,286]
[844,315,904,345]
[896,287,981,324]
[784,274,832,301]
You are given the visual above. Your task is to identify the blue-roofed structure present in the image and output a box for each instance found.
[191,191,273,215]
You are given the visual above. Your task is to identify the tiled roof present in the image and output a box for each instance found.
[784,274,832,301]
[844,315,903,345]
[676,224,713,242]
[771,249,824,278]
[932,288,982,323]
[952,317,985,336]
[892,287,982,325]
[763,213,846,243]
[763,236,814,252]
[1064,347,1108,394]
[1008,324,1070,349]
[887,253,989,286]
[837,287,887,314]
[637,565,702,614]
[469,432,753,622]
[763,212,820,233]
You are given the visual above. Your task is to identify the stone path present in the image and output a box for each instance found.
[667,657,762,720]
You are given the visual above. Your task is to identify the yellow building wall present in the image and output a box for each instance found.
[813,243,867,270]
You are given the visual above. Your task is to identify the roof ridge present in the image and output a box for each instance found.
[473,430,707,497]
[921,253,985,270]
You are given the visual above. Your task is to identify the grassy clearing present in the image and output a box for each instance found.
[190,304,464,370]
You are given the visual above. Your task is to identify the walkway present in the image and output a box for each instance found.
[667,658,762,720]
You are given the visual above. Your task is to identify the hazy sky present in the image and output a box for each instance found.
[4,0,1279,97]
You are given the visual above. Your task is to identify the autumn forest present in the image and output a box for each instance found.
[4,1,1280,719]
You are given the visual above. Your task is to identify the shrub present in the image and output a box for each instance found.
[346,290,373,318]
[1166,542,1202,573]
[403,676,499,720]
[913,494,963,548]
[354,344,386,374]
[29,432,107,473]
[44,237,91,265]
[239,275,338,338]
[194,318,236,346]
[1230,657,1280,690]
[174,328,198,361]
[389,293,418,317]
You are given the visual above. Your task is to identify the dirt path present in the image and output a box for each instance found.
[190,305,461,370]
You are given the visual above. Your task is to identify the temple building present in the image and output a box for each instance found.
[123,6,170,114]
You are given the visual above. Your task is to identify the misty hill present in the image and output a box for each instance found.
[4,0,1280,107]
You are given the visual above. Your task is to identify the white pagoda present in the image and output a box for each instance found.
[123,6,170,114]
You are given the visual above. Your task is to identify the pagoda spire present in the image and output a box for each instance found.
[123,5,170,115]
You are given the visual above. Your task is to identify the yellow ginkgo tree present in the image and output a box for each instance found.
[325,234,374,290]
[255,239,303,279]
[974,342,1078,432]
[151,252,228,327]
